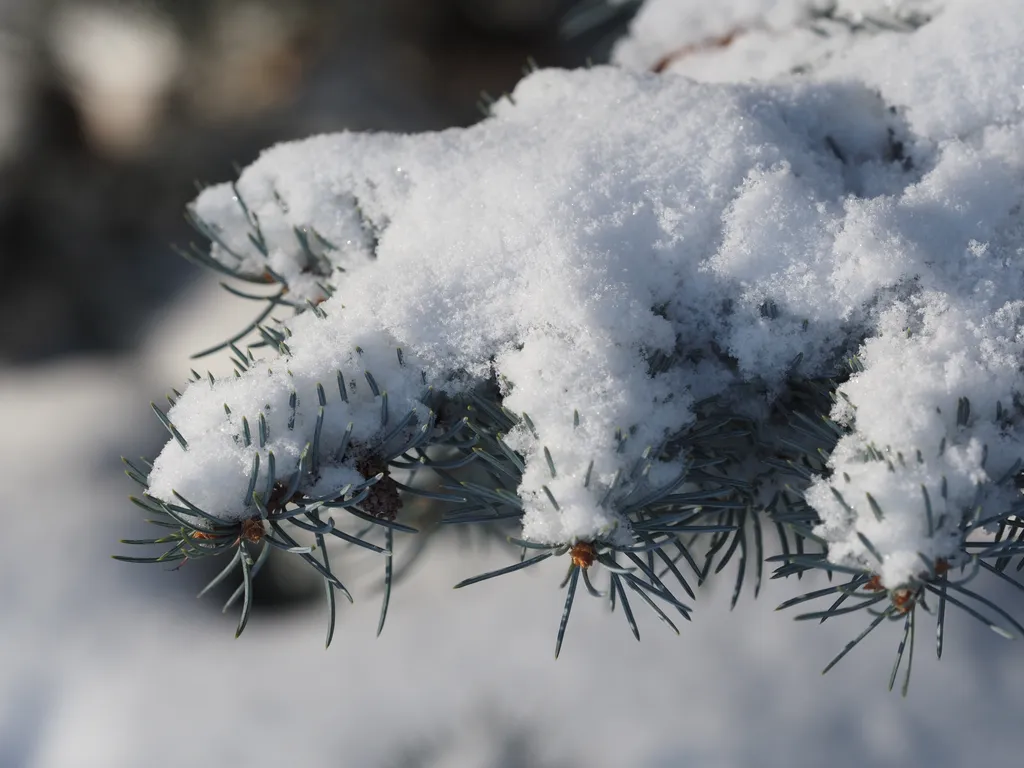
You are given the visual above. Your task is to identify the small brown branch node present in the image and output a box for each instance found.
[570,541,596,569]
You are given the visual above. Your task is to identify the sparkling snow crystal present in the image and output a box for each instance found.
[147,0,1024,589]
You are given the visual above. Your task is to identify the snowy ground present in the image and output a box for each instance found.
[2,277,1024,768]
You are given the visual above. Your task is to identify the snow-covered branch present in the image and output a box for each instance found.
[119,0,1024,688]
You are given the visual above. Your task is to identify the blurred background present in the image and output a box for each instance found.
[1,2,1023,767]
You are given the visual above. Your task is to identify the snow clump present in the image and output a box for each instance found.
[147,0,1024,588]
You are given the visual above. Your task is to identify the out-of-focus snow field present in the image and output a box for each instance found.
[2,278,1023,768]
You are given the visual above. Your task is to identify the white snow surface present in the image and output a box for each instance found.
[148,0,1024,587]
[611,0,945,72]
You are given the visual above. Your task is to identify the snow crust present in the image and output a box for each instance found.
[149,0,1024,587]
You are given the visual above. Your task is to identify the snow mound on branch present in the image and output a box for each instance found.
[820,0,1024,140]
[149,0,1024,585]
[611,0,817,72]
[150,68,900,541]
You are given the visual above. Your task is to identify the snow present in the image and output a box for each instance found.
[821,0,1024,141]
[171,68,901,540]
[167,68,901,541]
[611,0,817,71]
[619,0,1024,588]
[612,1,950,85]
[143,0,1024,591]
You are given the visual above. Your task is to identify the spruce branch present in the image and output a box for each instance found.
[115,2,1024,694]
